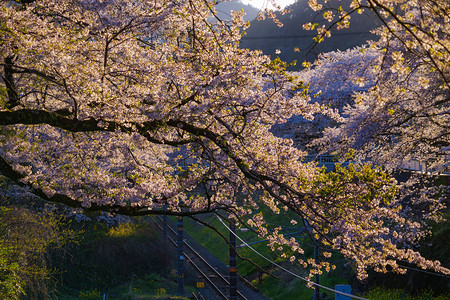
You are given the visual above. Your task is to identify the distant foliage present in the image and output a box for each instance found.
[59,220,173,291]
[107,222,139,238]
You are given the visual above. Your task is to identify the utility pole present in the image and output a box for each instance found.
[314,242,320,300]
[229,220,237,300]
[305,219,320,300]
[177,216,184,296]
[163,204,168,241]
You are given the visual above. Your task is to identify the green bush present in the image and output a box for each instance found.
[0,206,75,299]
[79,289,101,300]
[365,287,449,300]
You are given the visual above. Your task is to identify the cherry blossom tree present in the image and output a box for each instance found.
[272,46,381,150]
[302,0,449,173]
[294,0,450,280]
[0,0,448,282]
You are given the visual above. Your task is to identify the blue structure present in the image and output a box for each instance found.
[335,284,351,300]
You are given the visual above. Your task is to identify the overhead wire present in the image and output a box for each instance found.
[241,31,375,40]
[215,214,369,300]
[396,264,450,278]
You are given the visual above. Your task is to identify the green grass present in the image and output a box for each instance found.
[255,276,314,300]
[106,273,194,300]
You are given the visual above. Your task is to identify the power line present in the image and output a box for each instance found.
[318,246,450,279]
[397,264,450,278]
[215,214,368,300]
[241,31,375,40]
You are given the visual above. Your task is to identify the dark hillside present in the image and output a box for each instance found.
[241,0,381,63]
[215,0,259,21]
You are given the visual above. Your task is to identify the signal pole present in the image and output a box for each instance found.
[229,220,237,300]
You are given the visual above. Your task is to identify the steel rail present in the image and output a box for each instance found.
[164,219,249,298]
[155,220,229,299]
[185,251,229,299]
[155,217,248,300]
[168,233,229,299]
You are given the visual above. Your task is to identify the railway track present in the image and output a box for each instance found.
[154,217,248,300]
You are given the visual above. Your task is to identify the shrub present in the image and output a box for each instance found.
[79,289,101,300]
[0,206,75,299]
